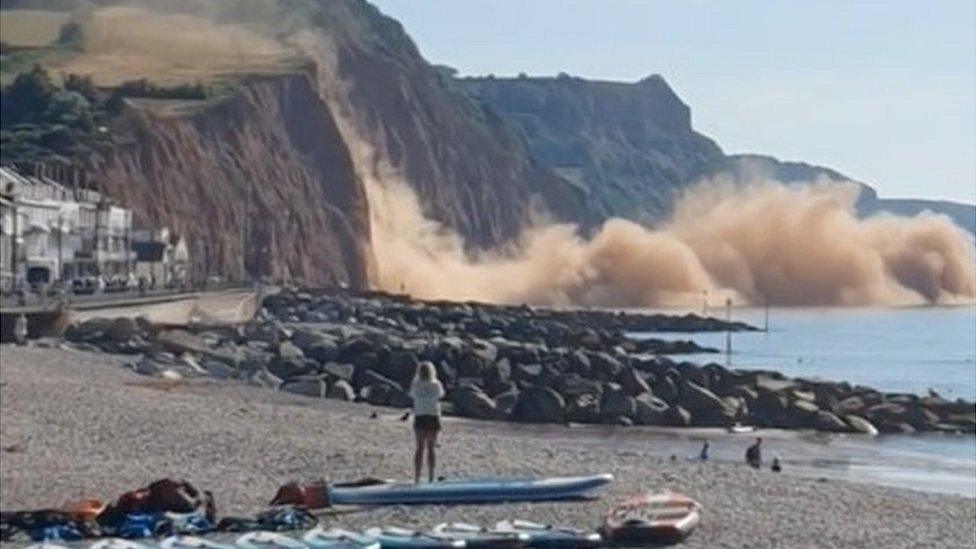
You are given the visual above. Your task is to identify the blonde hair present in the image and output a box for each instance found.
[416,361,437,382]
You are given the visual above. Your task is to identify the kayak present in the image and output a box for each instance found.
[25,544,71,549]
[89,540,155,549]
[431,523,527,549]
[236,532,308,548]
[599,492,701,546]
[492,521,602,549]
[363,527,465,549]
[330,475,612,506]
[160,535,235,548]
[303,527,380,549]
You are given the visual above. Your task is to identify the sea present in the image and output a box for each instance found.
[625,304,976,497]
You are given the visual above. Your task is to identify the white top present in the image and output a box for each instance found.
[410,379,444,417]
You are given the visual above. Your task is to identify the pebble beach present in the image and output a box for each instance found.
[1,345,974,549]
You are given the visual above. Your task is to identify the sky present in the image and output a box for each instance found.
[371,0,976,204]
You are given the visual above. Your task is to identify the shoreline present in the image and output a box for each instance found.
[1,345,974,549]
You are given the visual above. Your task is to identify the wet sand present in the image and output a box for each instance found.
[1,346,974,548]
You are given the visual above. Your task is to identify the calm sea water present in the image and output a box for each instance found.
[639,305,976,400]
[629,305,976,497]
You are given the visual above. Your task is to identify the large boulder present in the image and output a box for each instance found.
[157,329,244,367]
[651,375,679,404]
[385,351,421,388]
[585,351,624,380]
[512,363,543,383]
[458,340,498,378]
[244,320,289,345]
[783,399,821,428]
[680,381,735,426]
[553,373,603,400]
[250,367,282,389]
[567,350,592,376]
[268,357,310,380]
[358,384,390,405]
[512,386,565,423]
[305,341,339,364]
[813,410,848,432]
[904,405,941,430]
[450,386,498,420]
[833,395,866,416]
[633,393,670,425]
[290,328,333,352]
[663,405,692,427]
[131,356,163,376]
[482,358,512,396]
[321,362,355,383]
[435,360,458,386]
[865,402,908,425]
[879,421,916,434]
[338,338,382,367]
[327,379,356,401]
[618,367,651,397]
[724,384,758,405]
[357,368,404,393]
[844,415,879,435]
[674,362,708,388]
[600,384,636,422]
[281,374,329,398]
[566,394,602,424]
[753,391,789,426]
[201,360,238,380]
[494,390,519,418]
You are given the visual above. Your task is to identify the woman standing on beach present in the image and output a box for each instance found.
[410,362,445,483]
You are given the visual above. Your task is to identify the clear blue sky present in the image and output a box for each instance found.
[371,0,976,204]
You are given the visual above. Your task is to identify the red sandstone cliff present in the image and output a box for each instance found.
[89,71,371,288]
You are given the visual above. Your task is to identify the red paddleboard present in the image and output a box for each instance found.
[600,491,701,546]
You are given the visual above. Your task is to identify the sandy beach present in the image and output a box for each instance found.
[1,345,974,548]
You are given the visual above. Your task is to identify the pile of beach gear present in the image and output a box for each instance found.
[1,475,702,548]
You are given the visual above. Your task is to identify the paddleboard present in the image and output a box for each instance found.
[600,491,701,546]
[303,527,380,549]
[235,532,308,548]
[330,475,612,506]
[492,520,602,549]
[160,535,236,549]
[431,523,527,549]
[364,527,465,549]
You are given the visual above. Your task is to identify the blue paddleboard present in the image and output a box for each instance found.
[330,474,612,506]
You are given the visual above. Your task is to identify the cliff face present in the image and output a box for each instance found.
[461,76,975,234]
[460,74,726,224]
[89,72,372,287]
[302,0,592,247]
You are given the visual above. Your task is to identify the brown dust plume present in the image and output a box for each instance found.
[366,174,976,307]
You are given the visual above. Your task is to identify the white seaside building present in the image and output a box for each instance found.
[0,166,134,287]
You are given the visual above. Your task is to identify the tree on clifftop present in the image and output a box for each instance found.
[1,64,57,126]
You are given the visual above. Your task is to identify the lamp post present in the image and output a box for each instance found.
[11,201,18,285]
[56,210,63,283]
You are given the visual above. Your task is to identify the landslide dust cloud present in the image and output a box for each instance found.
[59,6,288,85]
[48,3,976,308]
[365,174,976,307]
